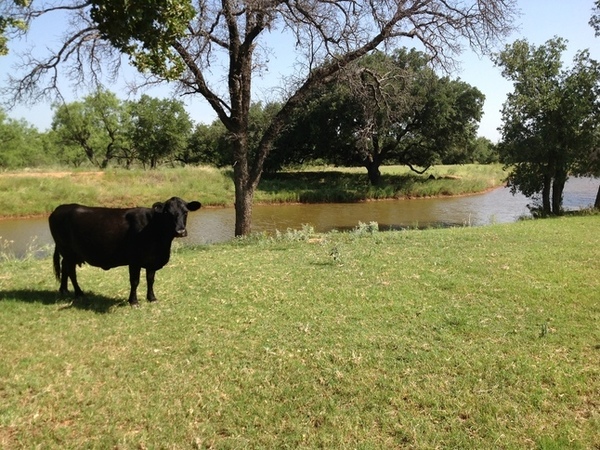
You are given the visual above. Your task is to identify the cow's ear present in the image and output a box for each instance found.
[187,201,201,211]
[152,202,165,213]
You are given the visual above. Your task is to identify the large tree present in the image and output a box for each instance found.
[346,50,484,183]
[494,38,600,215]
[52,89,130,168]
[590,0,600,209]
[129,95,193,168]
[4,0,517,235]
[272,49,484,184]
[0,107,49,167]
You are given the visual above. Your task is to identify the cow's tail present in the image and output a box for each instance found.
[53,247,61,282]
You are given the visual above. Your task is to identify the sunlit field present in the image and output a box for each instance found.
[1,215,598,448]
[0,164,506,218]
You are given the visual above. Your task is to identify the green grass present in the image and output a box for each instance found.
[258,164,505,203]
[1,216,598,448]
[0,164,506,218]
[0,166,233,217]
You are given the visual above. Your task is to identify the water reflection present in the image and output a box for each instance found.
[0,177,597,256]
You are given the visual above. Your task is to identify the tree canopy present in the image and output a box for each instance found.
[130,95,193,168]
[0,107,51,167]
[52,90,129,169]
[52,91,193,168]
[271,49,485,184]
[0,0,28,56]
[494,38,600,215]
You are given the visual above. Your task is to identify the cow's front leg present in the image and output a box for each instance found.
[146,269,158,302]
[128,265,141,306]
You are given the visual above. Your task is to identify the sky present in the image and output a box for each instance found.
[1,0,598,143]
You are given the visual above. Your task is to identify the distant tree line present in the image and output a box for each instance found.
[1,48,497,177]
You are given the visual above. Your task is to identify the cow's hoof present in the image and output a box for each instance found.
[148,298,158,303]
[129,302,140,308]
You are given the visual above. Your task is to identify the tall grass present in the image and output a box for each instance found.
[0,166,231,217]
[0,215,598,448]
[0,164,506,217]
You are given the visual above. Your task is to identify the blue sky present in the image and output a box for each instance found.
[1,0,598,142]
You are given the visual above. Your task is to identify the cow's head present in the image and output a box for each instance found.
[153,197,202,238]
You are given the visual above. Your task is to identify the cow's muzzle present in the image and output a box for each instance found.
[175,229,188,238]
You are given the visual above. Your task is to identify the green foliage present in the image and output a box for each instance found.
[590,0,600,37]
[495,38,600,215]
[272,49,485,184]
[52,89,131,168]
[129,95,193,168]
[90,0,194,79]
[0,216,598,448]
[49,90,194,168]
[185,102,282,169]
[183,122,228,166]
[0,0,29,55]
[0,109,52,168]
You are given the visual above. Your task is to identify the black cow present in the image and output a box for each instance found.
[49,197,201,306]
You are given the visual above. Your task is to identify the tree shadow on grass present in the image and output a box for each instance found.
[0,289,126,313]
[258,170,425,202]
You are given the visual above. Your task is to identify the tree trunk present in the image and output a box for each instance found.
[542,174,552,215]
[234,180,254,236]
[551,170,567,215]
[595,184,600,209]
[364,137,385,185]
[365,160,382,185]
[232,129,254,237]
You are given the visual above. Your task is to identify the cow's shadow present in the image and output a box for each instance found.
[0,289,126,313]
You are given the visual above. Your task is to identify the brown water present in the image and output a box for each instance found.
[1,177,597,257]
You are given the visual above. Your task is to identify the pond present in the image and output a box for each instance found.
[0,177,597,258]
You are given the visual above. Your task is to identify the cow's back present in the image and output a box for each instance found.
[49,204,142,269]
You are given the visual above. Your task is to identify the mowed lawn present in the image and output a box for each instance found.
[0,216,598,449]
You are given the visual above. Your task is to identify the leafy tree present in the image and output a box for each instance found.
[0,0,28,56]
[182,122,225,166]
[0,108,49,167]
[129,95,192,168]
[52,89,130,168]
[45,129,88,167]
[273,49,484,184]
[590,0,600,209]
[187,102,282,169]
[5,0,517,235]
[267,81,360,173]
[591,0,600,37]
[463,136,499,164]
[494,38,600,215]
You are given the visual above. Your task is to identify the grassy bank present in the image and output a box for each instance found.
[0,216,598,448]
[0,164,505,218]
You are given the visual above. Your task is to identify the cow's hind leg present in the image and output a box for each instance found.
[66,258,83,297]
[146,269,158,302]
[54,250,70,295]
[63,259,84,297]
[128,265,141,306]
